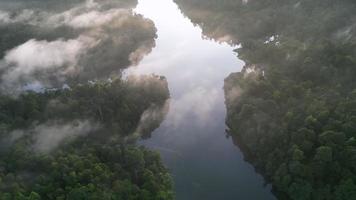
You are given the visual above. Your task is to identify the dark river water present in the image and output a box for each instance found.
[126,0,276,199]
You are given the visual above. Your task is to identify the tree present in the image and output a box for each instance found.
[314,146,333,162]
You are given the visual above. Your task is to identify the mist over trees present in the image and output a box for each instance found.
[0,0,157,92]
[0,0,174,199]
[0,77,173,199]
[175,0,356,199]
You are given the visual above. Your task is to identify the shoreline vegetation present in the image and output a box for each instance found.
[175,0,356,199]
[0,0,174,199]
[0,77,174,199]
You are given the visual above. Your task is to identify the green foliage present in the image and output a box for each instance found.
[174,0,356,199]
[314,146,333,162]
[0,77,168,136]
[0,77,173,199]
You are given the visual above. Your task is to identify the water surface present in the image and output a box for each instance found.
[126,0,276,199]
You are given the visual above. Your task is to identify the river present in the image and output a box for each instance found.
[126,0,276,199]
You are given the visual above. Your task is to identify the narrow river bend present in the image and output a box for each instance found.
[126,0,276,199]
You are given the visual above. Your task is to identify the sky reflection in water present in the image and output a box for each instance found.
[126,0,276,199]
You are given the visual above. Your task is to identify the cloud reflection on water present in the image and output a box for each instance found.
[125,0,275,199]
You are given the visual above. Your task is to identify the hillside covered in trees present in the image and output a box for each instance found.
[0,0,173,199]
[175,0,356,199]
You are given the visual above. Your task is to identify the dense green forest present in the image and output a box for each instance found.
[0,77,173,199]
[0,0,173,199]
[175,0,356,199]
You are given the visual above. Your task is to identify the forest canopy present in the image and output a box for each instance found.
[174,0,356,199]
[0,76,173,199]
[0,0,173,199]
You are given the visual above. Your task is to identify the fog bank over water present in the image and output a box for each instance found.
[126,0,276,199]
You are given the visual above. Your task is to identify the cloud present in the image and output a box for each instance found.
[0,129,26,151]
[0,10,11,23]
[45,0,136,29]
[0,120,99,153]
[0,36,98,91]
[31,120,99,153]
[0,9,48,25]
[126,74,168,91]
[66,9,130,28]
[2,129,25,144]
[225,84,242,104]
[0,0,157,93]
[0,0,135,27]
[129,41,156,66]
[4,37,88,70]
[134,100,170,138]
[167,87,221,128]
